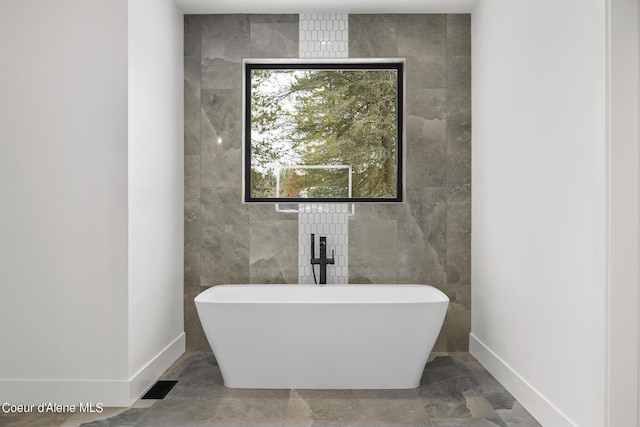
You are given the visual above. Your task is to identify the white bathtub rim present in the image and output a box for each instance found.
[194,284,450,305]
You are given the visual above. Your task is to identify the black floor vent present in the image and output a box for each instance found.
[141,380,178,399]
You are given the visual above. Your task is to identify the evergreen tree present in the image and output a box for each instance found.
[250,68,398,199]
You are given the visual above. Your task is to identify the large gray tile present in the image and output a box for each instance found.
[447,121,471,189]
[160,351,210,380]
[406,88,447,188]
[446,191,470,299]
[447,14,471,57]
[201,15,250,62]
[201,224,250,285]
[199,15,248,91]
[406,88,447,120]
[250,220,298,268]
[465,396,506,426]
[184,15,202,58]
[174,353,220,380]
[250,15,298,57]
[357,397,431,425]
[0,412,73,427]
[349,15,398,57]
[186,271,204,316]
[213,418,285,427]
[424,118,448,188]
[286,419,359,427]
[249,268,298,285]
[250,14,298,24]
[184,330,210,357]
[421,380,473,419]
[135,397,219,427]
[201,187,249,226]
[348,266,398,284]
[442,303,471,351]
[184,57,201,155]
[185,185,201,211]
[214,396,288,420]
[405,116,427,189]
[447,243,470,301]
[201,58,242,90]
[249,204,298,221]
[398,188,448,286]
[217,388,291,400]
[495,402,542,427]
[446,56,471,123]
[449,355,517,408]
[184,250,201,289]
[292,389,356,400]
[184,191,201,254]
[79,408,147,426]
[185,155,201,190]
[200,210,247,253]
[354,389,420,399]
[350,203,403,220]
[287,390,359,423]
[349,220,397,268]
[430,420,504,427]
[200,90,243,189]
[352,421,432,427]
[185,288,211,352]
[163,352,228,394]
[398,15,447,89]
[419,356,476,390]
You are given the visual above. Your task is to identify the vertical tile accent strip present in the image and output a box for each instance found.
[298,13,349,284]
[299,13,348,58]
[299,203,350,284]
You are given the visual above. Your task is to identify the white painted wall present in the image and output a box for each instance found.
[608,0,640,424]
[0,0,185,406]
[0,0,130,401]
[127,0,185,396]
[472,0,639,426]
[471,0,609,426]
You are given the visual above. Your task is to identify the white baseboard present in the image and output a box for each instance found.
[128,332,186,405]
[469,333,575,427]
[0,333,185,407]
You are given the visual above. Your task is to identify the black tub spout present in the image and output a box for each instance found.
[310,234,334,285]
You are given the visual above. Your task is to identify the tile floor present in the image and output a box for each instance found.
[1,352,541,427]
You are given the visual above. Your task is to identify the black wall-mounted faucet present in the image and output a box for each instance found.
[310,234,334,285]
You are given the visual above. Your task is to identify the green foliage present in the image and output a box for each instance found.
[250,68,398,199]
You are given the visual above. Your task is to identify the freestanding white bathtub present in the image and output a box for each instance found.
[194,284,449,389]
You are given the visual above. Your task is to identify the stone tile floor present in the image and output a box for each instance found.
[1,352,541,427]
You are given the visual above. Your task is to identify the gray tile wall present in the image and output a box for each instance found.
[184,14,471,352]
[349,14,471,351]
[184,14,300,350]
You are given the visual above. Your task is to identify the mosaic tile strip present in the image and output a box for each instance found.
[297,14,350,284]
[299,13,348,58]
[298,203,350,284]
